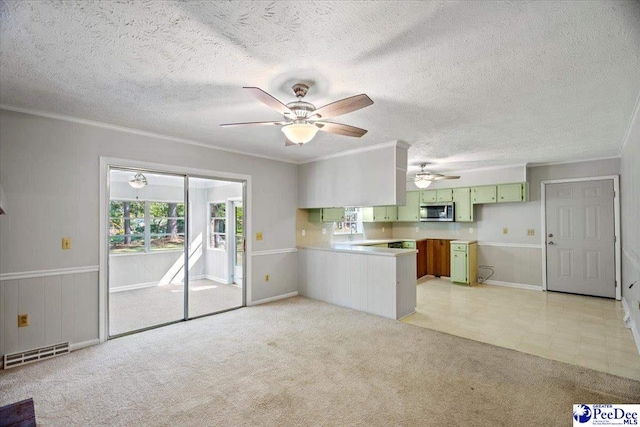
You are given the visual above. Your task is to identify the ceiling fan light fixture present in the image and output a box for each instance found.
[128,173,148,189]
[414,176,433,189]
[281,123,319,144]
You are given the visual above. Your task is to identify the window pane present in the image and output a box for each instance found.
[125,202,145,218]
[211,203,225,218]
[149,202,168,217]
[150,234,184,251]
[213,218,225,233]
[109,235,145,253]
[214,234,226,250]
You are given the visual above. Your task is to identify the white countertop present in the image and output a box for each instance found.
[297,241,417,257]
[346,238,414,245]
[450,240,478,244]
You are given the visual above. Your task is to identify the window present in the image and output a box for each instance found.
[209,202,226,249]
[333,207,363,235]
[109,201,184,254]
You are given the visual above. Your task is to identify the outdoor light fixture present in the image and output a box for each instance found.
[281,123,319,145]
[128,173,148,189]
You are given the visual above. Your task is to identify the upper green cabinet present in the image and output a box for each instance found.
[497,183,528,202]
[420,190,437,203]
[308,208,345,223]
[436,189,453,202]
[397,191,420,222]
[452,188,473,222]
[472,186,497,204]
[362,206,398,222]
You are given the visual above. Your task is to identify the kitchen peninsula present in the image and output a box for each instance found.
[297,240,417,320]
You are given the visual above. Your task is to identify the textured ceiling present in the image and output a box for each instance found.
[1,1,639,171]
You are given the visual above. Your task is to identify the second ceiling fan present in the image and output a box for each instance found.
[220,83,373,146]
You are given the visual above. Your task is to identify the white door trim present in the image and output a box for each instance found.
[540,175,621,300]
[99,157,252,343]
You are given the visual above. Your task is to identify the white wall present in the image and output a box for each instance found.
[298,142,408,208]
[0,109,298,356]
[620,102,640,349]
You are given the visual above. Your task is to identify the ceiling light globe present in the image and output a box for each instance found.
[414,178,433,189]
[281,123,319,144]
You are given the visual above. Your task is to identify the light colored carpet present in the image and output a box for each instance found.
[109,279,243,335]
[1,296,638,426]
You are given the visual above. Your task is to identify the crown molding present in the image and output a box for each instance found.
[0,104,299,165]
[527,156,621,168]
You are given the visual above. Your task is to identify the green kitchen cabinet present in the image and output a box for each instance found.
[402,241,416,249]
[420,190,437,203]
[397,191,420,222]
[497,183,528,203]
[308,208,345,223]
[436,189,453,202]
[472,186,497,204]
[452,187,473,222]
[450,241,478,285]
[361,206,398,222]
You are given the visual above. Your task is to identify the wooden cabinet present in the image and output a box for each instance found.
[427,239,451,277]
[436,189,453,202]
[416,240,428,278]
[472,186,497,204]
[397,191,420,222]
[420,190,437,203]
[497,183,527,202]
[308,208,345,222]
[452,187,473,222]
[362,206,398,222]
[450,241,478,285]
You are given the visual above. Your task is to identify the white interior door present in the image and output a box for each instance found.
[545,180,615,298]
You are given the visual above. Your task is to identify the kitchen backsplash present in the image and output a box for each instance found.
[296,209,392,246]
[391,222,478,240]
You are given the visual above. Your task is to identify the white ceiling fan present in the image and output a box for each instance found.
[220,83,373,146]
[413,163,460,189]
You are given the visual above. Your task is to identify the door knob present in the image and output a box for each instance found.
[548,241,555,245]
[548,233,553,237]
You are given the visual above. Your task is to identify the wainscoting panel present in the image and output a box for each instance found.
[0,269,99,358]
[250,250,298,304]
[477,244,543,287]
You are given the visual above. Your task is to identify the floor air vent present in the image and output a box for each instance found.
[3,342,70,369]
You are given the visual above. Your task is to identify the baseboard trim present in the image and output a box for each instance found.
[0,265,99,281]
[69,339,100,352]
[252,248,297,257]
[622,298,640,356]
[482,279,543,291]
[249,292,298,306]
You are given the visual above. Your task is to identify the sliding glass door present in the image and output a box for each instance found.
[107,168,245,337]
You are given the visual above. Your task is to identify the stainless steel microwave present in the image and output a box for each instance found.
[419,203,455,222]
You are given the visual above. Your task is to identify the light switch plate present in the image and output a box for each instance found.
[256,232,263,241]
[527,229,535,236]
[62,237,71,250]
[322,228,326,235]
[502,228,508,234]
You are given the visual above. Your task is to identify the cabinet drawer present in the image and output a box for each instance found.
[402,241,415,249]
[451,243,468,252]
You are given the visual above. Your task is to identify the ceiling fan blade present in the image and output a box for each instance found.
[437,175,461,180]
[243,87,293,115]
[220,121,288,127]
[310,94,373,120]
[285,138,301,147]
[314,121,368,138]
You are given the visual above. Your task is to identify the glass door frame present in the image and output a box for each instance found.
[105,165,247,339]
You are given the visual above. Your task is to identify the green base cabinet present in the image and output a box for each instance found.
[397,191,420,222]
[308,208,345,223]
[452,187,473,222]
[450,241,478,285]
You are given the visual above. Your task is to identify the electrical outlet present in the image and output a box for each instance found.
[415,227,419,233]
[18,314,29,327]
[62,237,71,250]
[265,274,270,282]
[469,227,474,234]
[527,229,535,236]
[502,228,508,234]
[301,229,306,237]
[382,227,385,233]
[322,228,327,235]
[256,232,263,241]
